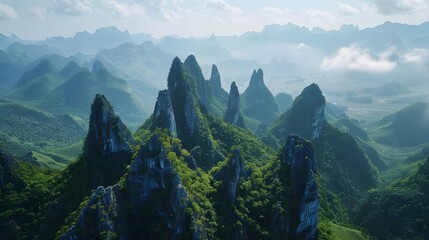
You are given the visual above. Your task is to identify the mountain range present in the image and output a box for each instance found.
[1,21,429,240]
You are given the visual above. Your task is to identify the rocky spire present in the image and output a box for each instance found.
[183,55,210,107]
[84,94,134,157]
[227,82,240,116]
[127,134,191,239]
[213,149,246,239]
[152,90,177,137]
[241,68,280,124]
[61,186,123,239]
[214,149,245,203]
[273,134,319,239]
[271,83,326,142]
[209,64,221,89]
[167,57,187,94]
[224,82,245,128]
[249,69,264,89]
[167,57,206,142]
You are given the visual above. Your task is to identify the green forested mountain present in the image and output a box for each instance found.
[10,59,65,101]
[0,100,85,168]
[271,83,378,212]
[0,52,425,240]
[356,157,429,239]
[241,69,280,125]
[371,102,429,147]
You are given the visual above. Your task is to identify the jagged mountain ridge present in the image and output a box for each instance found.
[271,83,378,211]
[241,69,280,125]
[0,54,386,240]
[40,94,135,239]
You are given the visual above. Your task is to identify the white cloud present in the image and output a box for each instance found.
[30,6,47,20]
[368,0,428,15]
[403,48,429,64]
[0,3,18,19]
[260,7,292,23]
[137,0,190,22]
[261,6,292,16]
[101,0,144,19]
[205,0,242,14]
[51,0,92,16]
[321,45,397,72]
[303,8,333,19]
[338,2,360,15]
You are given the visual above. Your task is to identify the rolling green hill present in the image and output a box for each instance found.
[0,101,85,167]
[371,102,429,147]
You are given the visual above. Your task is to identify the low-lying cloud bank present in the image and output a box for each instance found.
[321,45,398,72]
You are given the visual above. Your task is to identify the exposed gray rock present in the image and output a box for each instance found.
[274,134,319,239]
[184,92,198,136]
[152,90,177,137]
[127,134,191,239]
[209,64,221,89]
[84,94,134,157]
[209,64,229,106]
[214,149,245,204]
[224,82,245,127]
[271,83,326,142]
[241,68,280,124]
[61,186,123,240]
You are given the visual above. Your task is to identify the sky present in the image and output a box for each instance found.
[0,0,428,40]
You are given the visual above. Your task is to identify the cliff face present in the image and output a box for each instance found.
[167,57,202,141]
[183,55,211,108]
[42,94,135,240]
[83,94,135,187]
[272,134,319,239]
[128,134,191,239]
[61,186,124,240]
[152,90,177,137]
[62,134,196,240]
[241,69,279,124]
[213,149,246,239]
[224,82,246,128]
[209,64,229,102]
[214,149,245,204]
[84,94,134,157]
[271,83,326,142]
[167,57,223,170]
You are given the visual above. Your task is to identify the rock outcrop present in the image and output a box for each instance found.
[128,134,191,239]
[41,94,135,240]
[213,149,246,240]
[241,69,280,124]
[183,55,211,107]
[152,90,177,137]
[209,64,221,89]
[272,134,319,239]
[84,94,134,158]
[209,64,228,102]
[214,149,245,203]
[271,83,326,142]
[167,57,199,140]
[224,82,245,128]
[61,186,124,240]
[167,57,222,169]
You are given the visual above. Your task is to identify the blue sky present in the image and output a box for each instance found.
[0,0,428,39]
